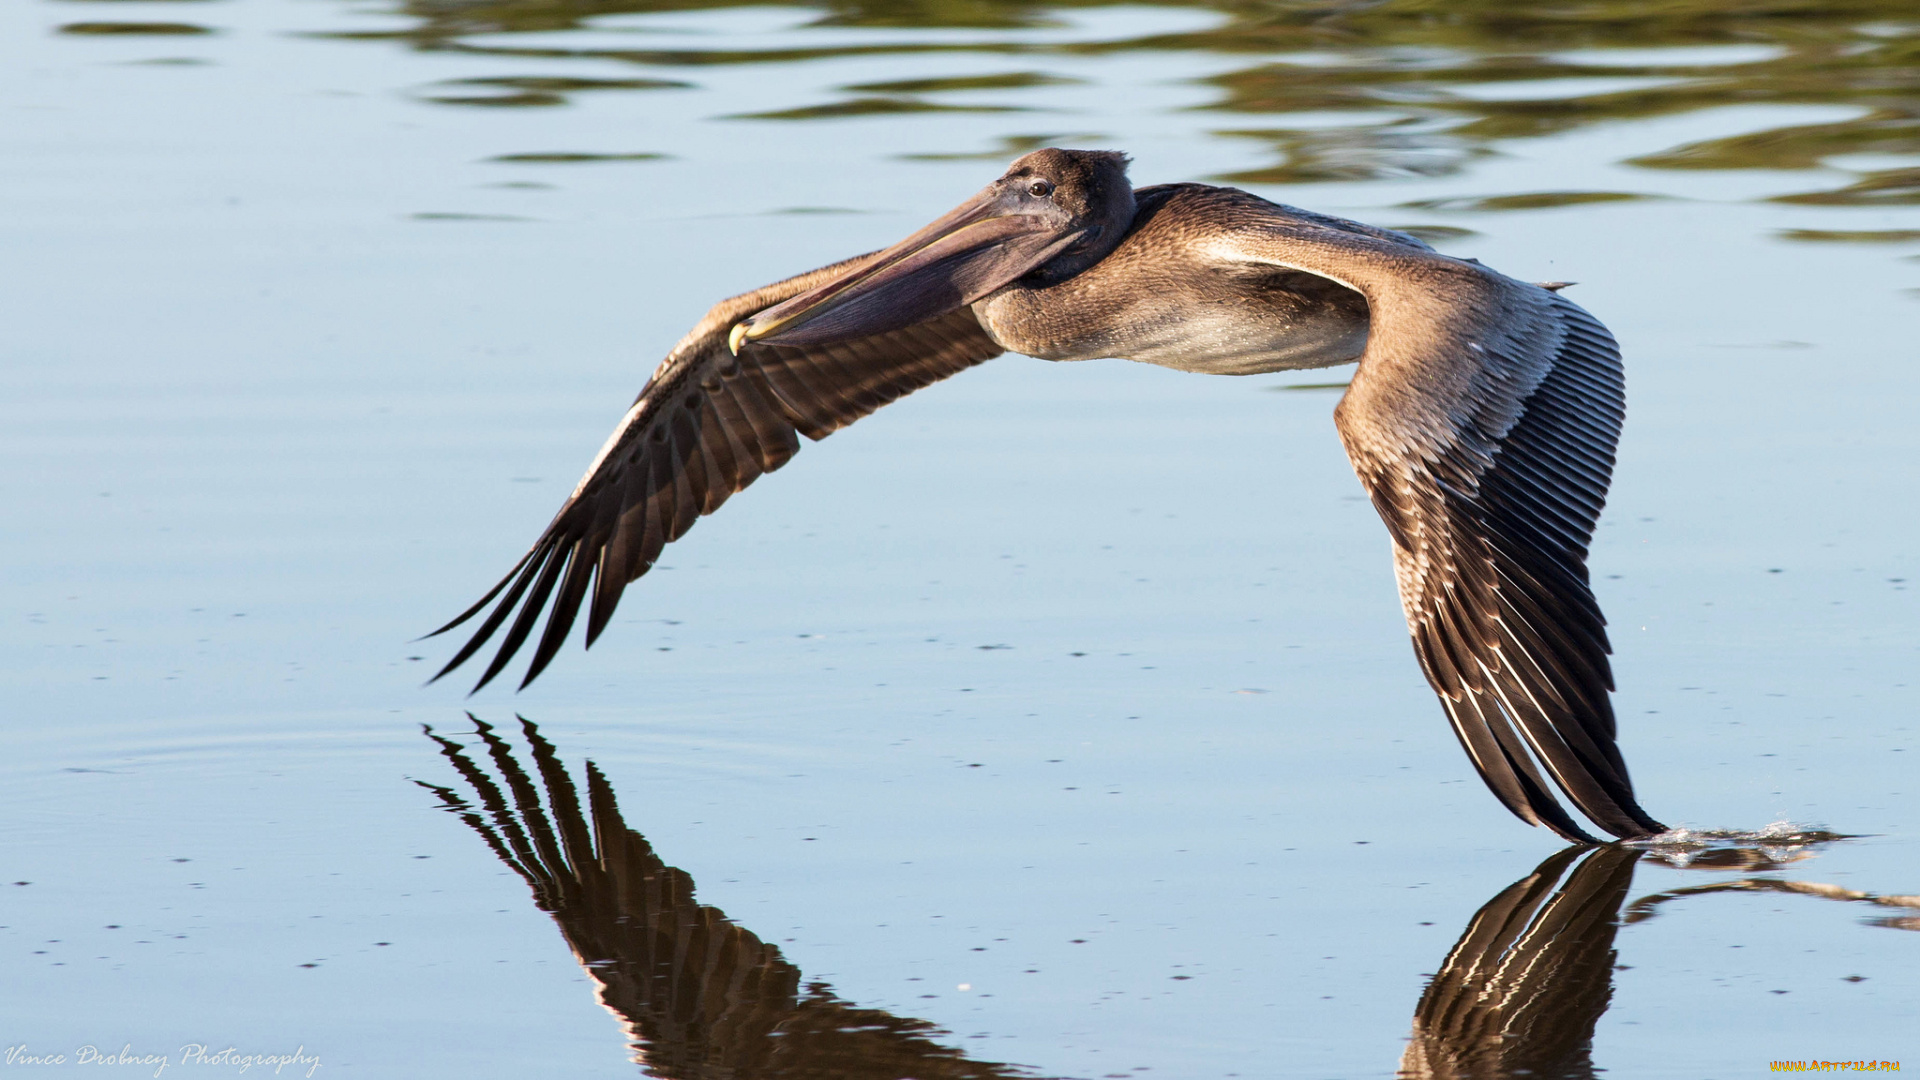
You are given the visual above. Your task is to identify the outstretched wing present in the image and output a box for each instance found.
[1339,276,1662,841]
[430,255,1004,691]
[1210,211,1663,841]
[1401,845,1640,1077]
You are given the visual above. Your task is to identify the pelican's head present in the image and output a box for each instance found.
[730,148,1135,353]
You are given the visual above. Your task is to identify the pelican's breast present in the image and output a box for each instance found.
[974,185,1373,375]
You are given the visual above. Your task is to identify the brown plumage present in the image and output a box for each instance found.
[431,147,1664,843]
[1400,845,1640,1078]
[427,269,1003,691]
[419,718,1031,1079]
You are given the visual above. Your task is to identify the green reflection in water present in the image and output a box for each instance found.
[1388,224,1478,243]
[1773,167,1920,206]
[485,151,670,163]
[1401,191,1652,212]
[1779,228,1920,243]
[58,20,214,34]
[729,96,1031,120]
[315,0,1918,213]
[845,71,1078,93]
[423,74,694,107]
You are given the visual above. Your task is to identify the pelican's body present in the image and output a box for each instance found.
[979,184,1376,374]
[433,149,1665,844]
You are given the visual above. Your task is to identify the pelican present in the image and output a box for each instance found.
[418,720,1654,1077]
[430,148,1664,844]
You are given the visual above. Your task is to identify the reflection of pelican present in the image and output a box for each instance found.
[431,148,1663,842]
[1399,833,1908,1079]
[1625,874,1920,932]
[418,717,1034,1079]
[417,730,1902,1078]
[1400,846,1638,1079]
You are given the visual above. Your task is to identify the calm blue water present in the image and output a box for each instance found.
[3,1,1917,1076]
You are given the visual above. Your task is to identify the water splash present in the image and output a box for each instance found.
[1628,820,1856,870]
[1621,824,1917,930]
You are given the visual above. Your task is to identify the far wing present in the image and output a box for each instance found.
[1207,210,1664,841]
[430,255,1004,691]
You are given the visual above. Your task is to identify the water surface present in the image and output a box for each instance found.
[3,0,1917,1076]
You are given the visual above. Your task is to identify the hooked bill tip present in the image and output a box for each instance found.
[727,322,750,355]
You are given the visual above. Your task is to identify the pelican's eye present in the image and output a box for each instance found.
[1027,179,1054,198]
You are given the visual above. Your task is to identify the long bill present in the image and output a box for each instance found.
[729,185,1082,353]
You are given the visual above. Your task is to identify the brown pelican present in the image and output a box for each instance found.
[430,148,1664,844]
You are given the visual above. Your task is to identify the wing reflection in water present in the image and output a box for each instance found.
[1399,846,1638,1080]
[417,716,1036,1080]
[1625,875,1920,932]
[418,720,1904,1078]
[1398,832,1912,1079]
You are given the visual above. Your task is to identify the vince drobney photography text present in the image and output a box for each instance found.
[3,1043,320,1077]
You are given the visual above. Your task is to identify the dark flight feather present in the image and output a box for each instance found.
[429,256,1003,692]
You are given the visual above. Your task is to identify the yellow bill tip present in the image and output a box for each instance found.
[727,322,751,356]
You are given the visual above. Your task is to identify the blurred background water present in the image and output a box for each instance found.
[2,0,1917,1076]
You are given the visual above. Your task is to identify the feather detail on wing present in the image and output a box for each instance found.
[1204,209,1662,841]
[429,256,1004,692]
[1335,269,1663,842]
